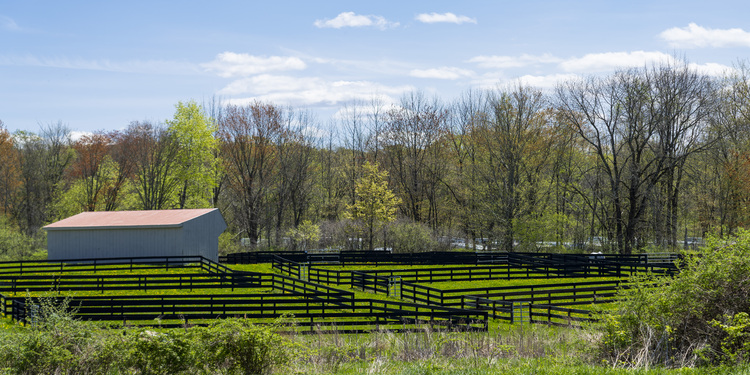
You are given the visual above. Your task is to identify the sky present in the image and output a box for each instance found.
[2,0,750,136]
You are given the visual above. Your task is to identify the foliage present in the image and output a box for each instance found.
[389,219,435,253]
[0,216,46,260]
[166,100,218,209]
[193,318,292,375]
[600,229,750,367]
[286,220,321,251]
[0,304,292,374]
[346,161,401,250]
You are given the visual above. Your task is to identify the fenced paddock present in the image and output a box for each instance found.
[3,294,487,333]
[265,252,673,329]
[0,251,679,332]
[0,255,487,333]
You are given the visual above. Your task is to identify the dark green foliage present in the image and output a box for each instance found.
[194,319,292,375]
[390,220,436,253]
[601,229,750,366]
[0,299,290,374]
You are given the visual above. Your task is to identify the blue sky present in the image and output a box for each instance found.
[2,0,750,135]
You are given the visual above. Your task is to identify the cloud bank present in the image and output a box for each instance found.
[660,23,750,48]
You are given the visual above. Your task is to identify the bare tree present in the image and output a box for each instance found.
[14,122,73,234]
[0,121,21,217]
[219,102,283,247]
[382,92,448,229]
[475,85,552,252]
[127,121,181,210]
[649,62,716,246]
[102,129,137,211]
[444,89,487,247]
[556,63,714,253]
[71,131,111,211]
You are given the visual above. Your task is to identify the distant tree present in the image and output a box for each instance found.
[557,62,717,253]
[70,131,111,211]
[127,121,180,210]
[102,129,137,211]
[0,120,20,217]
[166,100,218,209]
[475,85,552,252]
[219,102,283,247]
[346,161,401,251]
[382,92,448,228]
[14,122,74,234]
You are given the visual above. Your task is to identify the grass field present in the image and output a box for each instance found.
[2,259,747,373]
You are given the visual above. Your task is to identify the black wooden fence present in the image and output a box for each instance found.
[3,294,487,333]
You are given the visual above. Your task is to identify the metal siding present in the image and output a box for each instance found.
[46,209,226,261]
[48,228,182,260]
[181,210,225,262]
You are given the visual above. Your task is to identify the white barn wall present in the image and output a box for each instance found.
[182,211,225,262]
[47,227,183,260]
[45,209,227,262]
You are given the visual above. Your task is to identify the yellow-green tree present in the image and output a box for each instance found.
[167,100,218,209]
[346,161,400,250]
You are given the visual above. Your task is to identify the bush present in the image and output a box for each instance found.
[600,229,750,367]
[389,220,436,253]
[0,296,125,374]
[0,216,46,261]
[193,319,291,375]
[0,296,290,375]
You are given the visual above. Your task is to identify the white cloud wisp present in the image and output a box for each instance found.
[314,12,398,30]
[410,67,474,80]
[415,12,476,24]
[201,52,306,78]
[660,23,750,48]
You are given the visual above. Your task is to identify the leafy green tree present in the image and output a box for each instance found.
[286,219,320,251]
[166,100,218,209]
[346,161,400,250]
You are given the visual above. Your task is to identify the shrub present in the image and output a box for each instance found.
[193,318,291,375]
[389,220,436,253]
[0,216,46,261]
[124,328,194,375]
[0,296,126,374]
[600,229,750,367]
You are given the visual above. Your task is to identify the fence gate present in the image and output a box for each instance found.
[388,276,402,299]
[512,301,530,324]
[299,262,309,281]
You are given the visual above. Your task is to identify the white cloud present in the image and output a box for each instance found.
[70,130,93,142]
[0,55,199,74]
[660,23,750,48]
[559,51,674,73]
[471,72,579,90]
[415,12,476,24]
[1,15,20,31]
[201,52,306,78]
[689,62,734,76]
[221,74,414,107]
[514,74,582,89]
[468,54,561,69]
[314,12,398,30]
[410,67,474,80]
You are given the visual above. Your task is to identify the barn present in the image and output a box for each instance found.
[43,209,226,262]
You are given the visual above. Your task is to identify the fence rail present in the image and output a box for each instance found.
[0,256,229,276]
[4,294,487,333]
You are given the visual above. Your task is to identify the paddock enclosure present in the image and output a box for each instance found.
[0,251,679,332]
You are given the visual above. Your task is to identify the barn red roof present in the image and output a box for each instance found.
[43,209,218,230]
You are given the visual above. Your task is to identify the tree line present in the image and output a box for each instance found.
[2,60,750,255]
